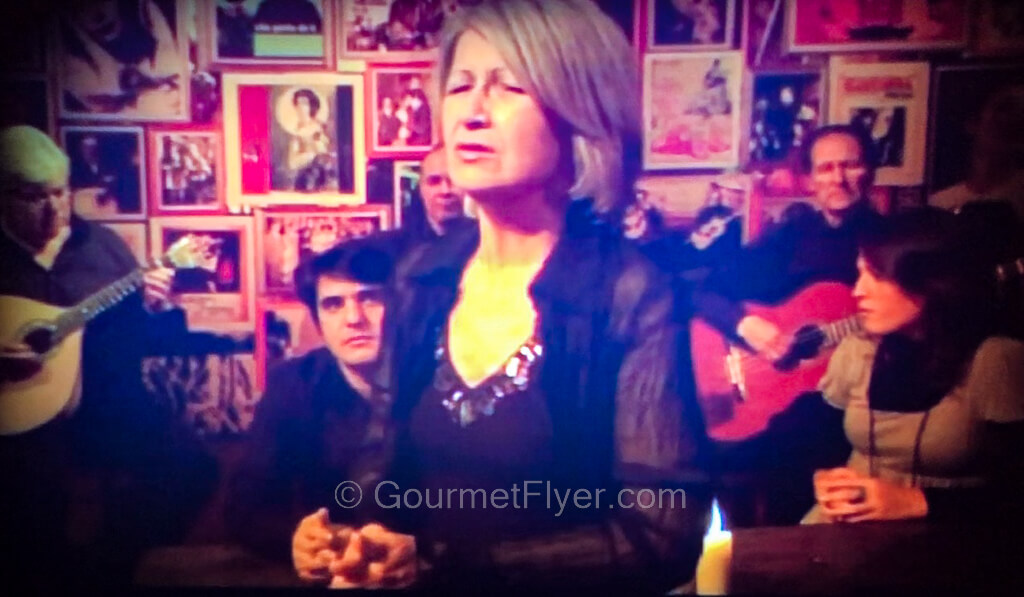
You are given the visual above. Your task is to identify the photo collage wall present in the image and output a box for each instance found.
[4,0,1023,416]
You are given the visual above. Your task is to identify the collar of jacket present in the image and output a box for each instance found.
[402,199,613,314]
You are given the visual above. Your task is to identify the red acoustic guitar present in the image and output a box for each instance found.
[691,282,861,442]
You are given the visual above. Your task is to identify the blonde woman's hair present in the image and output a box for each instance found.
[438,0,641,213]
[0,125,70,191]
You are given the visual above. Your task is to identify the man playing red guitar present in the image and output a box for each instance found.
[0,126,216,588]
[694,124,883,525]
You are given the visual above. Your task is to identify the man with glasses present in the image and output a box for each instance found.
[0,125,215,587]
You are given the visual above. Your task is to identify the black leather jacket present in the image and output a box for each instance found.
[384,200,711,591]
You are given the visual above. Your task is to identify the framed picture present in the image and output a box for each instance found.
[747,69,824,172]
[973,0,1024,53]
[254,299,324,391]
[643,52,743,170]
[61,126,146,221]
[254,205,391,295]
[785,0,968,53]
[56,0,191,121]
[222,72,366,210]
[828,59,929,186]
[368,64,439,156]
[393,159,421,229]
[150,216,255,331]
[148,128,225,215]
[0,75,55,134]
[104,222,149,265]
[927,64,1024,196]
[635,173,752,241]
[337,0,471,61]
[645,0,736,51]
[203,0,334,67]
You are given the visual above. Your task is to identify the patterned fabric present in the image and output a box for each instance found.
[143,353,257,436]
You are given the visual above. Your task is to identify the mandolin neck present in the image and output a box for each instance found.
[50,255,173,344]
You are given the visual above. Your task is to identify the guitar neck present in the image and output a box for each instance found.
[820,315,862,348]
[50,255,172,344]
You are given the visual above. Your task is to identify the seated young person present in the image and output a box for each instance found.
[807,209,1024,524]
[225,238,400,581]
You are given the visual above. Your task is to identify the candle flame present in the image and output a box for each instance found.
[706,498,727,536]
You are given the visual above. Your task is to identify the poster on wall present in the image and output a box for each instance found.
[646,0,735,51]
[254,206,391,295]
[207,0,333,66]
[393,159,421,228]
[786,0,968,53]
[338,0,476,61]
[61,126,147,221]
[635,173,752,241]
[148,129,224,214]
[57,0,191,121]
[369,64,438,156]
[747,69,824,174]
[150,216,255,331]
[222,72,365,209]
[828,59,929,186]
[643,52,743,170]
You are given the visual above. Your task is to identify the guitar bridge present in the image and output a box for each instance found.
[725,346,747,403]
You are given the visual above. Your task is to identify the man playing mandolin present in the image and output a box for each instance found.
[0,125,216,588]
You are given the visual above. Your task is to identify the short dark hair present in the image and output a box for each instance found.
[800,124,878,173]
[294,237,393,324]
[292,88,321,118]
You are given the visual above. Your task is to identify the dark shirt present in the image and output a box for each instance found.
[386,200,711,591]
[0,217,214,584]
[696,201,879,341]
[226,348,392,562]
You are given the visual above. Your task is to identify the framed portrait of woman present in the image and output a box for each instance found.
[644,0,736,52]
[200,0,335,68]
[150,215,256,331]
[56,0,191,121]
[147,127,225,215]
[222,72,366,210]
[643,51,743,170]
[254,205,391,295]
[368,63,438,157]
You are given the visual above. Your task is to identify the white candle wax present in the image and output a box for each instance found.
[695,529,732,595]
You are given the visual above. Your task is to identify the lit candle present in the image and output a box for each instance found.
[695,499,732,595]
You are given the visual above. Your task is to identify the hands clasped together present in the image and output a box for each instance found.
[292,508,417,589]
[813,467,929,523]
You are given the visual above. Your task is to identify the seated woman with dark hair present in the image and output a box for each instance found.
[806,208,1024,524]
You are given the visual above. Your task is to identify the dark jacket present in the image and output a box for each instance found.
[226,348,392,562]
[385,200,711,591]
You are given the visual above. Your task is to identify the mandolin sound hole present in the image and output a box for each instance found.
[22,326,55,355]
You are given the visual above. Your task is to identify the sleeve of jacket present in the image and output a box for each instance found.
[484,259,712,592]
[225,362,307,563]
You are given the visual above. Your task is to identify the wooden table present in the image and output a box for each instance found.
[136,521,1024,591]
[730,520,1023,594]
